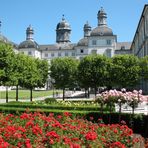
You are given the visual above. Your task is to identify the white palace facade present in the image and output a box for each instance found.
[0,7,132,62]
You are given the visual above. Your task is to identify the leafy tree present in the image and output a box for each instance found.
[13,53,29,101]
[50,57,78,100]
[78,54,110,97]
[35,58,49,88]
[111,54,141,89]
[140,56,148,80]
[22,56,39,101]
[0,42,15,102]
[139,56,148,93]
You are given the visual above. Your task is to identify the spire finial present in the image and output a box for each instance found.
[62,14,65,21]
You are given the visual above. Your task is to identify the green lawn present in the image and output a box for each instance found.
[0,90,61,100]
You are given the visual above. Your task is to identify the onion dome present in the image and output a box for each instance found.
[90,7,113,36]
[18,25,39,49]
[56,15,71,30]
[56,15,71,43]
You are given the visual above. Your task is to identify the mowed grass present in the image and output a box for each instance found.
[0,90,61,100]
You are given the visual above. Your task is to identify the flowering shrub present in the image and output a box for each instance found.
[97,89,146,114]
[0,111,142,147]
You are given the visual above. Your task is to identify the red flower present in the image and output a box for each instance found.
[110,141,126,148]
[25,139,32,148]
[70,143,81,148]
[85,131,97,141]
[63,112,72,117]
[46,131,59,139]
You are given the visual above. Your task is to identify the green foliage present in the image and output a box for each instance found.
[44,97,57,103]
[35,59,49,88]
[77,54,111,94]
[111,54,141,88]
[140,56,148,80]
[50,57,78,100]
[0,42,15,86]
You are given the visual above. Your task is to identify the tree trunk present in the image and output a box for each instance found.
[85,88,87,98]
[16,85,19,102]
[63,88,65,101]
[119,102,121,123]
[88,88,90,98]
[94,85,97,98]
[100,103,103,117]
[6,86,8,103]
[109,103,112,124]
[30,88,33,102]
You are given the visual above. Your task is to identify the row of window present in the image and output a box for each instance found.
[44,52,75,58]
[92,39,112,45]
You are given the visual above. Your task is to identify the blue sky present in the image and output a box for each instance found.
[0,0,147,44]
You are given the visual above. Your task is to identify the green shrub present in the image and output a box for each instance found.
[44,98,57,103]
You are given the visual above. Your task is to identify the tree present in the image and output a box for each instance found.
[77,54,110,97]
[13,53,29,101]
[50,57,78,100]
[111,55,141,89]
[0,42,15,103]
[35,58,49,88]
[140,56,148,80]
[139,56,148,93]
[22,56,39,101]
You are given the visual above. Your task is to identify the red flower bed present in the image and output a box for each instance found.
[0,112,143,147]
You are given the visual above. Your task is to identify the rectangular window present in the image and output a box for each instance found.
[72,52,75,56]
[44,53,48,57]
[51,53,54,57]
[65,52,68,56]
[28,51,32,55]
[58,52,61,57]
[91,50,97,54]
[106,40,111,45]
[92,40,97,45]
[106,49,111,57]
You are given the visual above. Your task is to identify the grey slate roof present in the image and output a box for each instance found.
[77,37,88,46]
[90,26,113,36]
[116,42,131,50]
[0,34,18,48]
[18,40,39,49]
[39,43,76,51]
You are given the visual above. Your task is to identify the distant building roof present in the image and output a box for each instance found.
[77,37,88,46]
[116,42,131,50]
[39,43,76,51]
[90,26,113,36]
[18,40,39,49]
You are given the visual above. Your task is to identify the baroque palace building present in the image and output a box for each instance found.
[0,5,148,92]
[0,7,132,62]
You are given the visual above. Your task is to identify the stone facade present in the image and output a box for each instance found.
[15,7,131,61]
[131,4,148,94]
